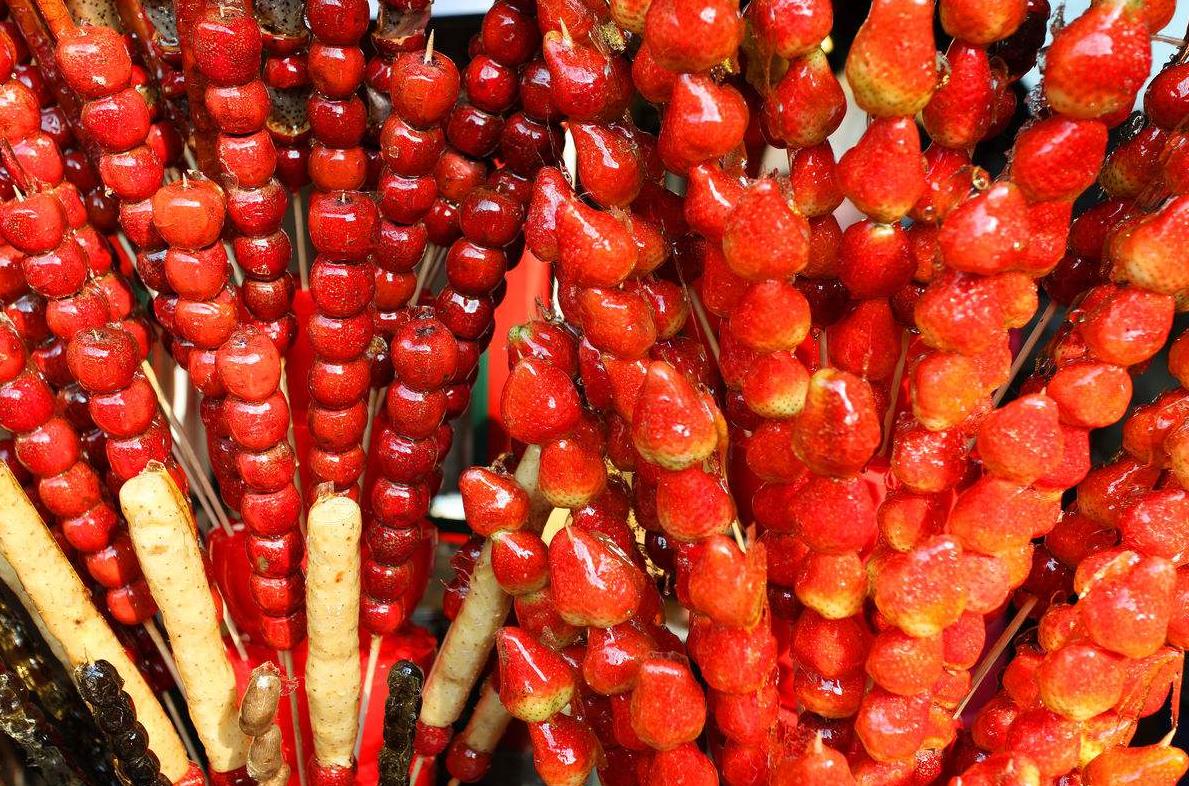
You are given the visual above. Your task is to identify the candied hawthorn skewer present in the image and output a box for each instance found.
[0,318,158,624]
[120,465,249,782]
[302,0,377,500]
[373,39,455,337]
[303,492,363,783]
[191,0,297,355]
[0,462,190,780]
[255,0,311,261]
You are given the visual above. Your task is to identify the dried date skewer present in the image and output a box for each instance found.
[239,662,290,786]
[377,659,422,786]
[0,671,91,786]
[75,659,173,786]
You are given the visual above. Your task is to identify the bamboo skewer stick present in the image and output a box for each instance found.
[141,361,234,536]
[954,595,1038,718]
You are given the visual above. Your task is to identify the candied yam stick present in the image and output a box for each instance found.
[305,493,363,773]
[119,464,248,774]
[0,463,190,781]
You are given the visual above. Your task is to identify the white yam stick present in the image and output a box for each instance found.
[457,678,512,760]
[305,493,363,768]
[0,463,190,781]
[120,465,249,773]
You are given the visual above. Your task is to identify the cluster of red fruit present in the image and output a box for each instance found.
[410,0,1189,784]
[0,0,1187,782]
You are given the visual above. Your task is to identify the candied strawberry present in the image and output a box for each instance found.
[976,394,1064,485]
[1099,123,1166,201]
[556,200,637,288]
[791,369,881,476]
[767,48,846,149]
[789,142,843,218]
[1036,642,1125,721]
[838,220,914,300]
[721,176,809,281]
[459,466,531,535]
[939,0,1027,44]
[496,626,577,721]
[528,715,598,786]
[1112,196,1189,297]
[629,655,706,750]
[501,357,583,445]
[1079,286,1175,366]
[921,41,993,149]
[1042,0,1151,121]
[549,526,644,627]
[748,0,831,59]
[643,0,741,72]
[655,465,734,541]
[1079,552,1176,659]
[1083,745,1188,786]
[688,535,765,628]
[1011,116,1108,203]
[865,628,943,697]
[873,535,966,638]
[837,117,926,223]
[657,75,748,175]
[631,361,717,470]
[845,0,938,117]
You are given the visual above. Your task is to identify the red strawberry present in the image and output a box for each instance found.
[791,369,881,477]
[845,0,938,117]
[658,75,749,175]
[525,167,574,263]
[491,530,550,595]
[939,0,1027,44]
[571,123,644,208]
[502,357,583,445]
[539,435,608,509]
[578,288,658,360]
[729,279,811,353]
[528,716,599,786]
[629,655,707,750]
[748,0,832,59]
[459,466,530,535]
[549,526,644,627]
[496,626,577,721]
[688,535,765,628]
[632,361,718,470]
[583,621,655,694]
[643,0,742,73]
[838,117,926,223]
[557,200,638,288]
[684,163,745,244]
[921,40,993,149]
[1043,0,1151,121]
[768,48,846,149]
[722,177,809,281]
